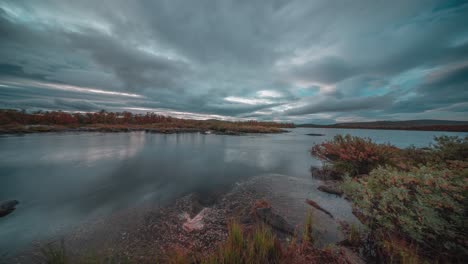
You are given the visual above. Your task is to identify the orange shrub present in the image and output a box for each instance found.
[311,134,400,176]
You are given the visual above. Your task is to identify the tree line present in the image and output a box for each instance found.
[0,109,294,128]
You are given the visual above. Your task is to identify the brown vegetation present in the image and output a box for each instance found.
[312,135,468,263]
[0,109,294,134]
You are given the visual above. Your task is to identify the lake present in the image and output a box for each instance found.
[1,128,467,255]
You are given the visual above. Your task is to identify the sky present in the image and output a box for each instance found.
[1,0,468,124]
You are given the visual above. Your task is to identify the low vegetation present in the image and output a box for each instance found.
[200,222,281,264]
[161,221,354,264]
[310,134,400,176]
[35,222,356,264]
[0,109,294,134]
[343,166,467,261]
[311,134,468,262]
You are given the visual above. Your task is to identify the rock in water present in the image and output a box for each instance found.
[255,207,294,234]
[0,200,19,217]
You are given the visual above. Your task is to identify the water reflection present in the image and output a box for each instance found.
[0,128,466,255]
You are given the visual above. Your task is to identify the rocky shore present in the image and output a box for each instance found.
[10,174,364,263]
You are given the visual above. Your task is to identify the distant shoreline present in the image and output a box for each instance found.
[0,110,293,135]
[0,124,288,135]
[297,124,468,132]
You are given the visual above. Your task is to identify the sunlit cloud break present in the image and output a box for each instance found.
[224,96,273,105]
[123,107,242,121]
[1,80,144,98]
[256,90,283,98]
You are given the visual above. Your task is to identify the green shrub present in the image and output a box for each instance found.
[342,166,467,260]
[432,136,468,162]
[311,134,400,176]
[346,223,362,248]
[396,145,435,170]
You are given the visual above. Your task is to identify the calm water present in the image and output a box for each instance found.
[0,128,466,254]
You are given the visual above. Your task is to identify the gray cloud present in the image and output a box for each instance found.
[286,93,396,116]
[66,30,191,91]
[1,0,468,122]
[389,62,468,114]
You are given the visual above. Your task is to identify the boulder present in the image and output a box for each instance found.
[317,181,343,196]
[0,200,19,217]
[255,207,294,234]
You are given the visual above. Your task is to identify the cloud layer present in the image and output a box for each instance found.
[1,0,468,123]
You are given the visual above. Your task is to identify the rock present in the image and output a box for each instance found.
[305,199,334,219]
[0,200,19,217]
[240,213,254,224]
[310,166,343,180]
[317,181,343,196]
[255,207,294,234]
[306,133,325,136]
[182,208,211,232]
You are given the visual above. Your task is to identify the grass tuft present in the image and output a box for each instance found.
[302,210,314,245]
[35,240,68,264]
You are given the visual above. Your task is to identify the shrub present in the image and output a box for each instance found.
[396,146,436,170]
[311,134,400,176]
[432,136,468,162]
[342,166,468,261]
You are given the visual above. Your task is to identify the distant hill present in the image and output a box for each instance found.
[297,120,468,132]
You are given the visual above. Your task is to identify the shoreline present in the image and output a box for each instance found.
[0,124,289,136]
[11,174,361,263]
[297,125,468,132]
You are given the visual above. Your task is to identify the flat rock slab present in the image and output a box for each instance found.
[234,174,359,246]
[255,207,294,234]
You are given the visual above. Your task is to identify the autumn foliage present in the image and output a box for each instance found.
[311,134,400,176]
[0,109,294,134]
[314,135,468,262]
[343,166,468,262]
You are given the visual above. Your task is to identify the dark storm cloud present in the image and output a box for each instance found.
[66,30,191,91]
[286,93,396,116]
[290,57,356,84]
[389,62,468,114]
[0,0,468,122]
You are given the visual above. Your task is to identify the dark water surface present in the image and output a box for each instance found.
[1,128,466,254]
